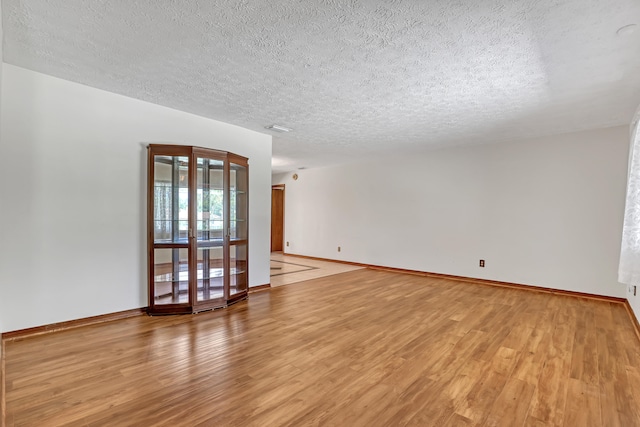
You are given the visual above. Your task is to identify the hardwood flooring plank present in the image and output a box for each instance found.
[512,328,550,386]
[445,413,477,426]
[563,379,601,427]
[523,415,549,427]
[452,367,509,423]
[485,377,535,427]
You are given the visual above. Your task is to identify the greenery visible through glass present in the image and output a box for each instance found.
[197,159,224,237]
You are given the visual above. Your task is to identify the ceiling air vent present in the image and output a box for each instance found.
[265,124,292,133]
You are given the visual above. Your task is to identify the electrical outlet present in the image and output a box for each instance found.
[479,260,485,268]
[338,246,341,252]
[286,241,289,247]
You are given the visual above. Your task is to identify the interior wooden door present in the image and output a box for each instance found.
[271,185,284,252]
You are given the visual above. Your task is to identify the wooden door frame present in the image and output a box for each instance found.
[271,184,285,252]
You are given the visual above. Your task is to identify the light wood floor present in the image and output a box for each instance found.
[270,252,363,286]
[4,269,640,426]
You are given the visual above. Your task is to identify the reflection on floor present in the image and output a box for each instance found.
[270,252,364,287]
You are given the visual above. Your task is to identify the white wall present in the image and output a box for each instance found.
[0,64,272,332]
[274,126,629,298]
[0,0,4,402]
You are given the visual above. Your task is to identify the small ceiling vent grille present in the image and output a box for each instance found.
[265,124,292,133]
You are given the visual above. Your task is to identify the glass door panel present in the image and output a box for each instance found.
[196,247,224,301]
[195,157,225,303]
[153,248,189,305]
[230,244,248,296]
[153,155,189,243]
[196,158,225,243]
[230,163,248,241]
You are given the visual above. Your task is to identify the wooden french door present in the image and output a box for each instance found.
[271,185,284,252]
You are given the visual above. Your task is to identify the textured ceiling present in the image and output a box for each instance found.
[3,0,640,172]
